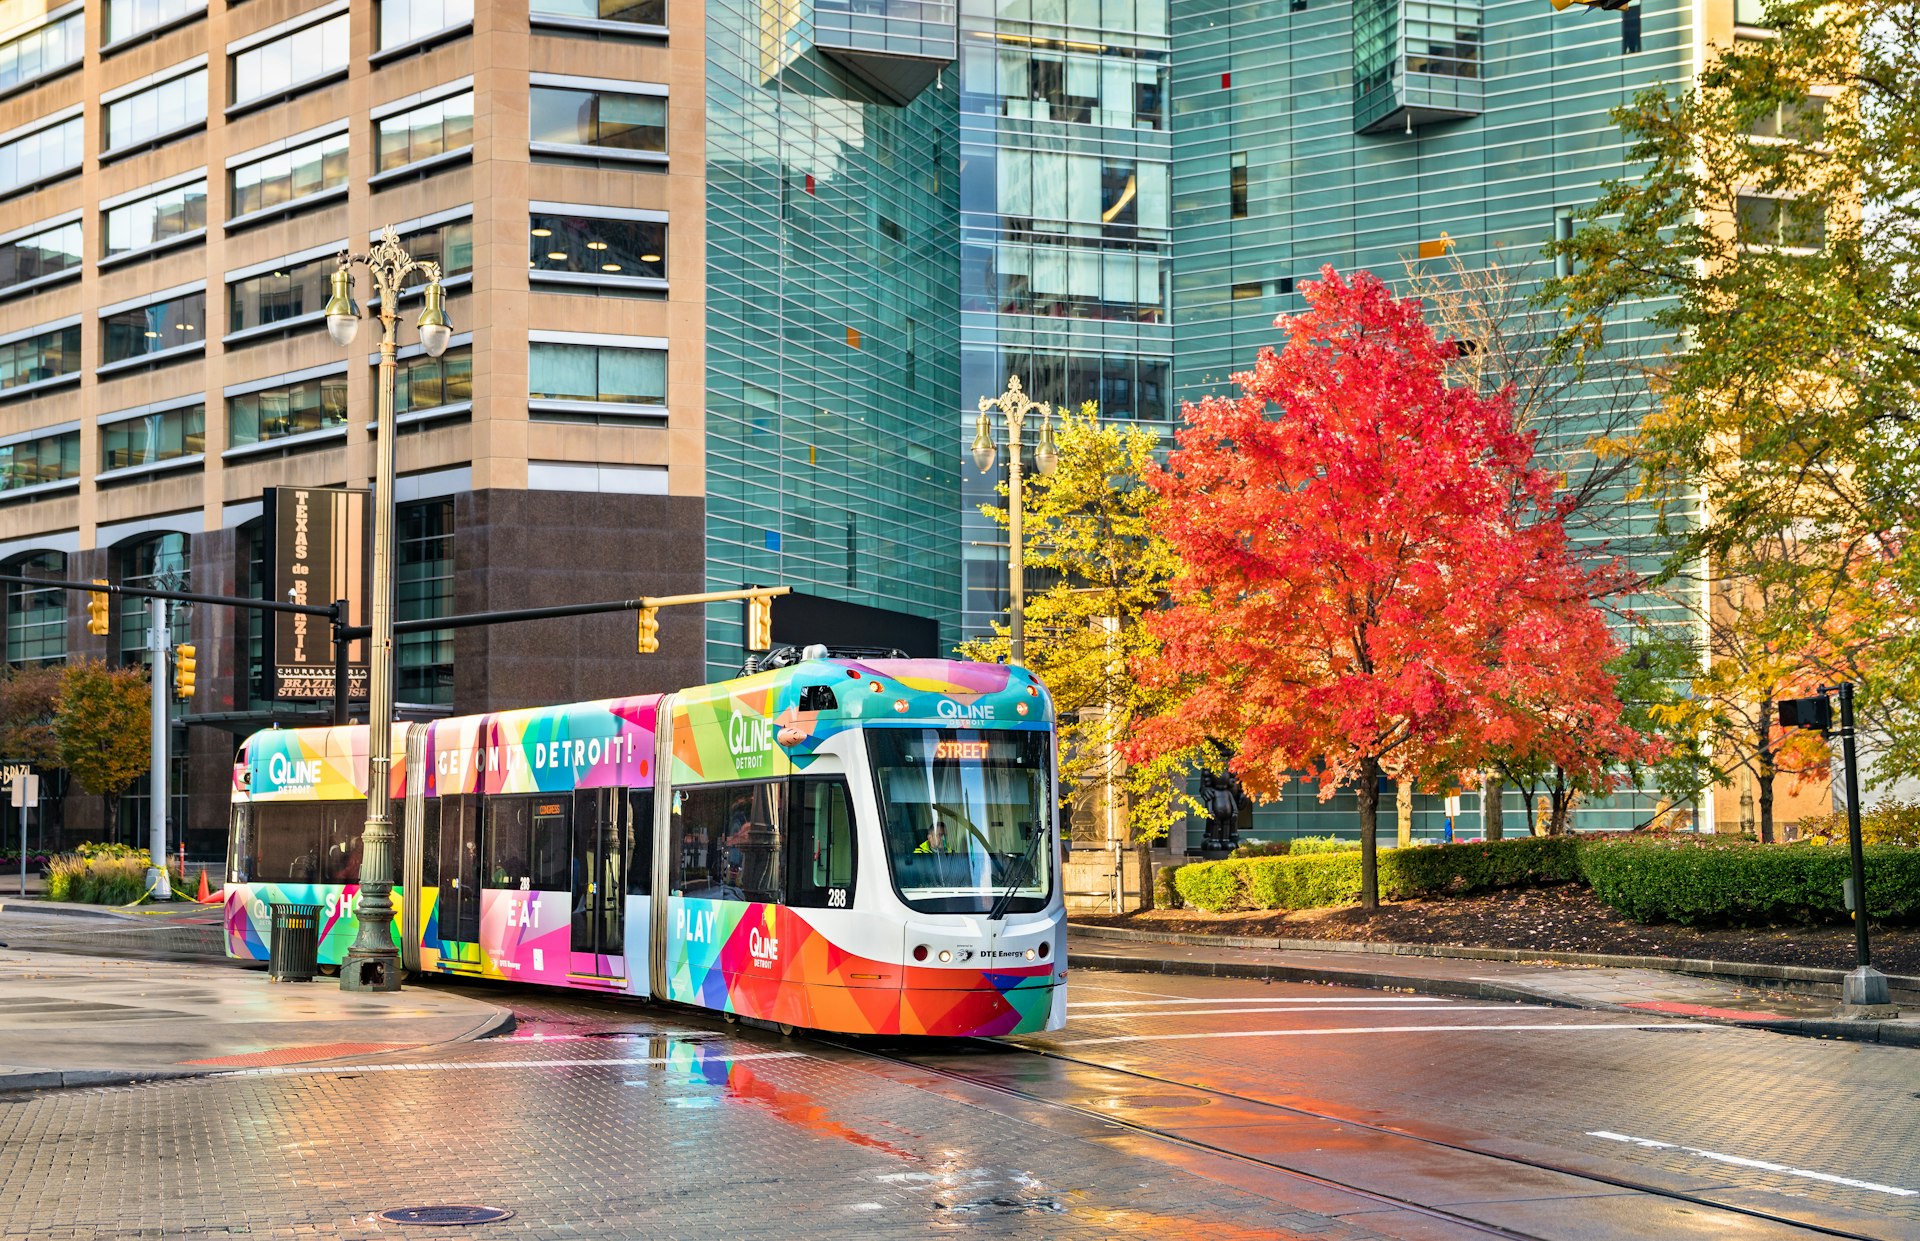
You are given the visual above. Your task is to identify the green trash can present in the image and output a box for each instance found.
[269,903,320,983]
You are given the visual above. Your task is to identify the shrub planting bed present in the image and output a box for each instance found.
[1160,834,1920,928]
[44,842,182,905]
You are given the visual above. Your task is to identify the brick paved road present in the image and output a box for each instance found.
[5,912,1915,1239]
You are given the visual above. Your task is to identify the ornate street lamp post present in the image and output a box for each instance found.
[972,375,1058,666]
[322,225,452,992]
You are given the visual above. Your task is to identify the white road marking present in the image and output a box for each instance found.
[1588,1131,1918,1198]
[1053,1023,1709,1046]
[1069,997,1452,1007]
[1074,1005,1524,1020]
[231,1051,808,1076]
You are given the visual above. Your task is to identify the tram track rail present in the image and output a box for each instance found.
[825,1032,1895,1241]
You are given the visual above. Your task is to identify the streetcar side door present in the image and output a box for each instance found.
[436,794,482,966]
[570,788,625,985]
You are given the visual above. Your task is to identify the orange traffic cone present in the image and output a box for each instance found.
[196,869,214,904]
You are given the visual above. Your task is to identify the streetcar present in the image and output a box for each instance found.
[222,652,1065,1037]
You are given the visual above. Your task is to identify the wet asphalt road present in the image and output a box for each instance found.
[2,910,1917,1240]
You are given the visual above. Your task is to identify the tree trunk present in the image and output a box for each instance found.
[1482,774,1504,841]
[1757,700,1776,844]
[1396,778,1414,848]
[1357,756,1381,911]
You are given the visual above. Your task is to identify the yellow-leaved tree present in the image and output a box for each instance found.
[960,403,1210,867]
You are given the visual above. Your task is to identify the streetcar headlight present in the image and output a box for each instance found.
[938,950,952,963]
[912,944,928,961]
[1024,948,1036,960]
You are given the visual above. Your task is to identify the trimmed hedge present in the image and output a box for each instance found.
[1172,836,1582,913]
[1579,837,1920,924]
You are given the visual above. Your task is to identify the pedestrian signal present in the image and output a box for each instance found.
[174,644,197,699]
[87,581,111,635]
[746,596,773,652]
[636,607,660,654]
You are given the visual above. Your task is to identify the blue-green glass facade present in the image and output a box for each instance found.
[1166,0,1700,839]
[956,0,1175,638]
[703,0,964,676]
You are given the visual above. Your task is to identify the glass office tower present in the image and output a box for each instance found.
[955,0,1176,639]
[704,0,965,673]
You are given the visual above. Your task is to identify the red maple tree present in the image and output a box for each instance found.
[1130,268,1646,907]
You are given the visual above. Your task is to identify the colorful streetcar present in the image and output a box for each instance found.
[223,655,1065,1037]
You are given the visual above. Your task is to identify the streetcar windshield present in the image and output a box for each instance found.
[868,728,1053,915]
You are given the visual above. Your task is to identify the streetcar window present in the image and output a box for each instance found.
[532,799,571,891]
[320,805,362,884]
[868,728,1053,915]
[250,803,326,883]
[484,797,532,889]
[787,777,855,909]
[669,781,784,903]
[627,789,653,895]
[419,798,442,887]
[227,803,250,885]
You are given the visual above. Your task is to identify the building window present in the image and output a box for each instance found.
[1,218,83,292]
[227,372,348,446]
[393,217,474,292]
[1232,281,1262,300]
[230,13,349,108]
[0,8,83,93]
[1737,194,1825,250]
[101,403,206,472]
[102,289,206,365]
[0,113,83,194]
[1621,5,1640,53]
[103,65,207,154]
[391,345,472,416]
[4,551,66,667]
[228,252,337,335]
[528,211,665,283]
[1734,0,1769,26]
[104,0,205,46]
[1749,95,1826,140]
[967,45,1166,131]
[229,131,348,220]
[530,0,665,28]
[0,429,79,490]
[1230,151,1249,220]
[377,0,472,49]
[0,325,82,394]
[529,340,666,413]
[396,498,453,706]
[995,150,1170,239]
[964,242,1167,324]
[375,91,474,173]
[530,80,666,156]
[103,178,208,258]
[115,532,190,665]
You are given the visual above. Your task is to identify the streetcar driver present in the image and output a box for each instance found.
[914,815,950,855]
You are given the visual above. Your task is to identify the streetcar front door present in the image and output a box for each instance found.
[437,795,481,968]
[570,789,625,985]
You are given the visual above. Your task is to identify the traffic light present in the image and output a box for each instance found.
[1777,694,1832,733]
[86,581,110,635]
[636,607,660,654]
[1551,0,1632,10]
[745,596,773,652]
[173,644,196,700]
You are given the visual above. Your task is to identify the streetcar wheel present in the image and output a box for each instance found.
[318,963,341,977]
[777,1022,797,1037]
[723,1011,739,1024]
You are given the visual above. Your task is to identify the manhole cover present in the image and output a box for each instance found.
[375,1206,514,1226]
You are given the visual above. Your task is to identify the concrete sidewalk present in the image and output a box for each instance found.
[0,947,512,1092]
[1070,923,1920,1047]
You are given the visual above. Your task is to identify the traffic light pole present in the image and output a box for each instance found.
[146,598,170,902]
[1835,683,1892,1013]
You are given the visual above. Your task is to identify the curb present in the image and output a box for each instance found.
[1067,942,1920,1049]
[1069,922,1920,1004]
[0,999,514,1095]
[0,899,147,923]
